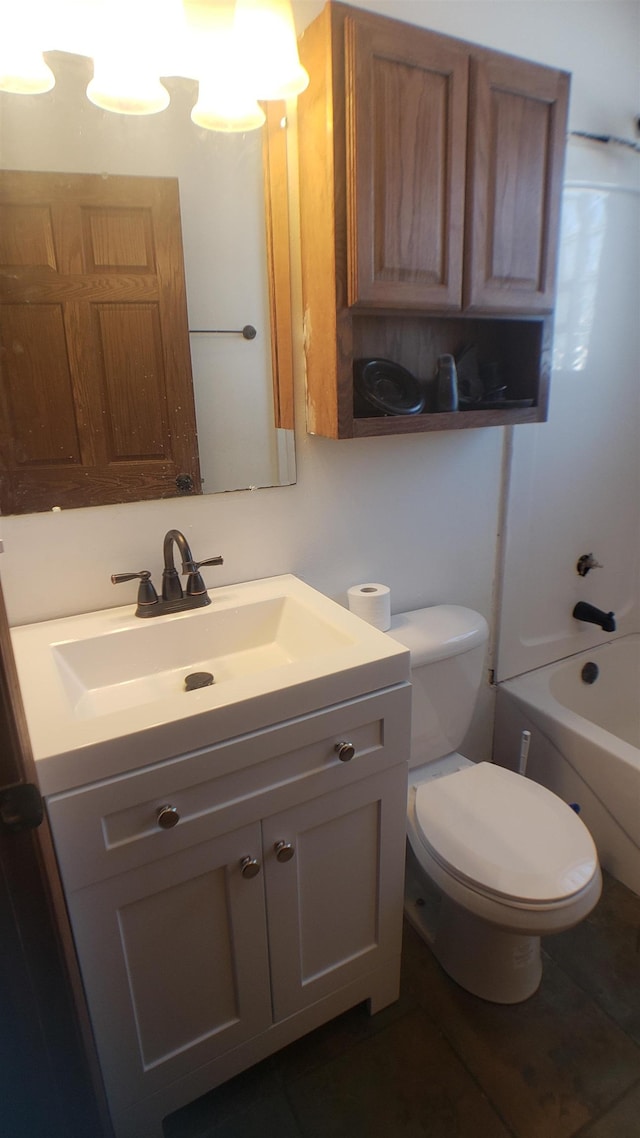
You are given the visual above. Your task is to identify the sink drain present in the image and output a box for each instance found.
[184,671,214,691]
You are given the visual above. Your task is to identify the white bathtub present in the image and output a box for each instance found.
[494,635,640,897]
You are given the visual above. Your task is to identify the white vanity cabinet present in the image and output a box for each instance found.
[45,684,410,1138]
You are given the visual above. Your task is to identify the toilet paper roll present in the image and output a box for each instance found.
[347,583,391,631]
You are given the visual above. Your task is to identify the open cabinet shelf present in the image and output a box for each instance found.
[350,313,552,434]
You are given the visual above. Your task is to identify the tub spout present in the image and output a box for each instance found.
[573,602,616,633]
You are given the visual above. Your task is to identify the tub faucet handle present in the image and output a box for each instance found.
[576,553,603,577]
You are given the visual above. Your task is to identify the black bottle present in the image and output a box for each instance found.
[436,354,459,412]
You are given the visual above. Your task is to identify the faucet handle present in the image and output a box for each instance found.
[111,570,159,608]
[194,556,224,570]
[185,556,223,600]
[111,570,150,583]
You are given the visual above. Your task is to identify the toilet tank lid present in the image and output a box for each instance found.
[388,605,489,667]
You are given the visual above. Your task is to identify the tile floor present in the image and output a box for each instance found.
[165,872,640,1138]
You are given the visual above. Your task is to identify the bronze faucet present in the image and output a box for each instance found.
[112,530,223,617]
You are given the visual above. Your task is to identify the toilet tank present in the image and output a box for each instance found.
[388,606,489,769]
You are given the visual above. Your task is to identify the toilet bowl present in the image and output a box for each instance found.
[388,607,602,1004]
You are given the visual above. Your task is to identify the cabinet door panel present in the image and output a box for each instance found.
[66,824,271,1111]
[264,766,407,1021]
[346,16,468,310]
[465,52,569,312]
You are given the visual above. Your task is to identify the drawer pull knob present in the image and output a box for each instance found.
[156,804,180,829]
[274,840,295,863]
[240,856,261,879]
[335,741,355,762]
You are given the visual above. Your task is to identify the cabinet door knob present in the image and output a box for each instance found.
[156,804,180,829]
[274,840,295,863]
[335,740,356,762]
[240,856,261,879]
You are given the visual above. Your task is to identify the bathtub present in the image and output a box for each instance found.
[493,635,640,897]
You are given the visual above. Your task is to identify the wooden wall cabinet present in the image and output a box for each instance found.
[297,2,570,439]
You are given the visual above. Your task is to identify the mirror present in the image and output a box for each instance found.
[0,48,296,514]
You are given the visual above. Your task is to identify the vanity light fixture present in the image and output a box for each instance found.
[0,0,309,132]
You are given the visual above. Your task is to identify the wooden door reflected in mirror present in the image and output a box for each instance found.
[0,171,202,513]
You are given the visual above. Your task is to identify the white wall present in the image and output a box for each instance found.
[1,1,638,763]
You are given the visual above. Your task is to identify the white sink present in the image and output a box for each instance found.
[52,594,354,720]
[11,574,409,795]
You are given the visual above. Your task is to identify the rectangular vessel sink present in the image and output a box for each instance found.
[11,574,409,795]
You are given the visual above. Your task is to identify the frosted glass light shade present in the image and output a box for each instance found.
[85,0,184,115]
[87,67,170,115]
[191,77,265,133]
[0,50,55,95]
[187,6,264,134]
[0,0,55,94]
[233,0,309,100]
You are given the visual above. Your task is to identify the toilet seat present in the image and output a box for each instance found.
[412,762,598,906]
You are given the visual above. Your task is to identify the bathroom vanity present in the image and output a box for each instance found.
[11,575,411,1138]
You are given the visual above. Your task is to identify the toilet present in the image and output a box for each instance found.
[388,605,602,1004]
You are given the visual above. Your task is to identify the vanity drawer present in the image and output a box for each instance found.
[46,684,410,891]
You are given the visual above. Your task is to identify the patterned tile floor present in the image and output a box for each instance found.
[165,873,640,1138]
